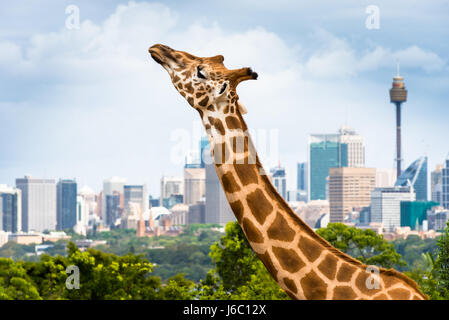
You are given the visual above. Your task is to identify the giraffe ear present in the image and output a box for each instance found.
[237,101,247,115]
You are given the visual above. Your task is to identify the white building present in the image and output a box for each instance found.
[427,206,449,231]
[205,162,234,225]
[270,166,287,200]
[0,184,21,232]
[338,126,365,168]
[102,177,126,224]
[370,186,416,231]
[160,176,183,206]
[74,195,89,235]
[376,168,397,188]
[0,230,8,248]
[15,176,56,232]
[184,167,205,205]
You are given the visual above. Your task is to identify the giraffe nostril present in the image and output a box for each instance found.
[219,82,227,95]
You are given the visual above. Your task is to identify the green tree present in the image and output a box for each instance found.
[0,258,41,300]
[434,222,449,297]
[199,222,288,300]
[317,223,405,269]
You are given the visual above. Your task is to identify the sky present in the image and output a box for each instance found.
[1,0,448,196]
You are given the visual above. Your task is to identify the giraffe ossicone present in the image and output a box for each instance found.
[148,44,427,300]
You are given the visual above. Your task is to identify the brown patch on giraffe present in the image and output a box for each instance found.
[355,270,379,296]
[372,294,389,300]
[173,75,180,83]
[223,105,229,114]
[198,96,209,107]
[212,118,225,135]
[381,273,401,289]
[187,97,194,106]
[221,172,241,193]
[336,263,357,282]
[213,142,231,164]
[197,108,203,118]
[298,236,322,262]
[282,277,298,294]
[387,288,411,300]
[267,212,295,242]
[272,246,306,274]
[230,106,235,113]
[207,105,215,111]
[181,70,192,78]
[195,92,204,98]
[246,189,273,225]
[258,251,278,281]
[242,218,264,243]
[229,200,244,223]
[225,116,241,130]
[205,124,211,130]
[300,270,328,300]
[317,253,338,280]
[177,83,183,90]
[234,164,258,186]
[184,82,194,94]
[333,286,357,300]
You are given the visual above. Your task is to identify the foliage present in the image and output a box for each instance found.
[392,235,438,271]
[198,222,289,300]
[316,223,405,269]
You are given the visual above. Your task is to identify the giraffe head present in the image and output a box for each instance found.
[149,44,257,114]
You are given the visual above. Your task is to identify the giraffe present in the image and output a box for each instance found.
[148,44,428,300]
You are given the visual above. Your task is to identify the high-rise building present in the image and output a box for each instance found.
[395,156,428,201]
[338,126,365,168]
[56,179,77,231]
[389,64,407,178]
[160,176,183,206]
[200,136,210,168]
[431,164,443,203]
[74,195,89,235]
[297,162,307,191]
[370,186,415,230]
[442,157,449,209]
[427,206,449,231]
[400,201,439,230]
[375,168,397,188]
[270,166,287,200]
[205,162,234,225]
[328,168,376,223]
[124,185,148,214]
[0,184,21,232]
[184,167,205,205]
[16,176,56,232]
[188,200,206,224]
[102,177,125,226]
[308,134,348,201]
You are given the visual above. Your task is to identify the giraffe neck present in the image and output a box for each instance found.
[196,100,426,300]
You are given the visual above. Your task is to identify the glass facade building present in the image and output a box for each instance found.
[395,156,428,201]
[271,166,287,200]
[443,159,449,210]
[400,201,439,230]
[297,162,307,191]
[57,179,77,231]
[308,134,348,201]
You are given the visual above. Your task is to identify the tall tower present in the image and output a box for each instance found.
[389,61,407,178]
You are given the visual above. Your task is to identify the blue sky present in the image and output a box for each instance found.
[1,1,448,196]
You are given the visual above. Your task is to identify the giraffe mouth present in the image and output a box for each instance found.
[149,48,165,65]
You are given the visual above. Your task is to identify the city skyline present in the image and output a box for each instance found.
[1,1,448,196]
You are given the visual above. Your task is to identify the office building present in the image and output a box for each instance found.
[271,166,287,200]
[188,200,206,224]
[427,206,449,231]
[124,184,148,214]
[371,186,415,230]
[328,167,376,223]
[338,126,365,168]
[16,176,56,232]
[297,162,307,191]
[0,184,21,233]
[431,164,443,203]
[102,177,125,226]
[442,158,449,209]
[308,134,348,201]
[395,156,428,201]
[160,176,183,207]
[56,179,77,231]
[376,168,397,188]
[400,201,439,230]
[205,162,234,225]
[184,167,205,205]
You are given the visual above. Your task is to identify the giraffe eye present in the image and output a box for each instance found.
[197,66,207,79]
